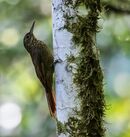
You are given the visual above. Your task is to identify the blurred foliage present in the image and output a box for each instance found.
[0,0,130,137]
[0,0,56,137]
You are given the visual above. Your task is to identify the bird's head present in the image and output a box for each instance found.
[23,21,35,49]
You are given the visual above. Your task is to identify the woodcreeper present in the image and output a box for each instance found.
[23,21,56,117]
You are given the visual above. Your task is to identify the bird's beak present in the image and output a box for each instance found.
[30,21,35,34]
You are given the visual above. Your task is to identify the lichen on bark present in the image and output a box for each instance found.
[56,0,105,137]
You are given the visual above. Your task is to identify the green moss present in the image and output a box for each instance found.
[57,0,105,137]
[56,120,67,135]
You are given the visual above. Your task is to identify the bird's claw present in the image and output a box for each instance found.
[54,59,63,65]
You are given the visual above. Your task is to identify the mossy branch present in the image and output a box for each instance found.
[56,0,105,136]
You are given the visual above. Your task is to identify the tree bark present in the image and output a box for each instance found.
[52,0,105,137]
[52,0,77,125]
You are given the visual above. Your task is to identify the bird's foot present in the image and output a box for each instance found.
[54,59,63,65]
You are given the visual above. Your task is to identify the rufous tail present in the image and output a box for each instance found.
[46,91,56,117]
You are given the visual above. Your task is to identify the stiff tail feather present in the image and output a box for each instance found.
[46,91,56,117]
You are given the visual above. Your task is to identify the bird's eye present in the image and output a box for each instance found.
[26,35,30,39]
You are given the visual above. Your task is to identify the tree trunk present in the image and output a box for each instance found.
[52,0,77,123]
[52,0,105,137]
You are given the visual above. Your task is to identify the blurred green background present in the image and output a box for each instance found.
[0,0,130,137]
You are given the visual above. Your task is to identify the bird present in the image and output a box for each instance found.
[23,21,56,117]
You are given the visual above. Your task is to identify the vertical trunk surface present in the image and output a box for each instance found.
[52,0,105,137]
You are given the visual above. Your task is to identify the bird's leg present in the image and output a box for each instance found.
[54,58,63,66]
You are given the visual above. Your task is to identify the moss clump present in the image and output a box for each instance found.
[56,120,67,135]
[57,0,105,137]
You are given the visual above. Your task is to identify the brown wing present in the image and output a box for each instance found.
[45,69,53,92]
[34,62,46,87]
[34,62,56,117]
[34,61,53,92]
